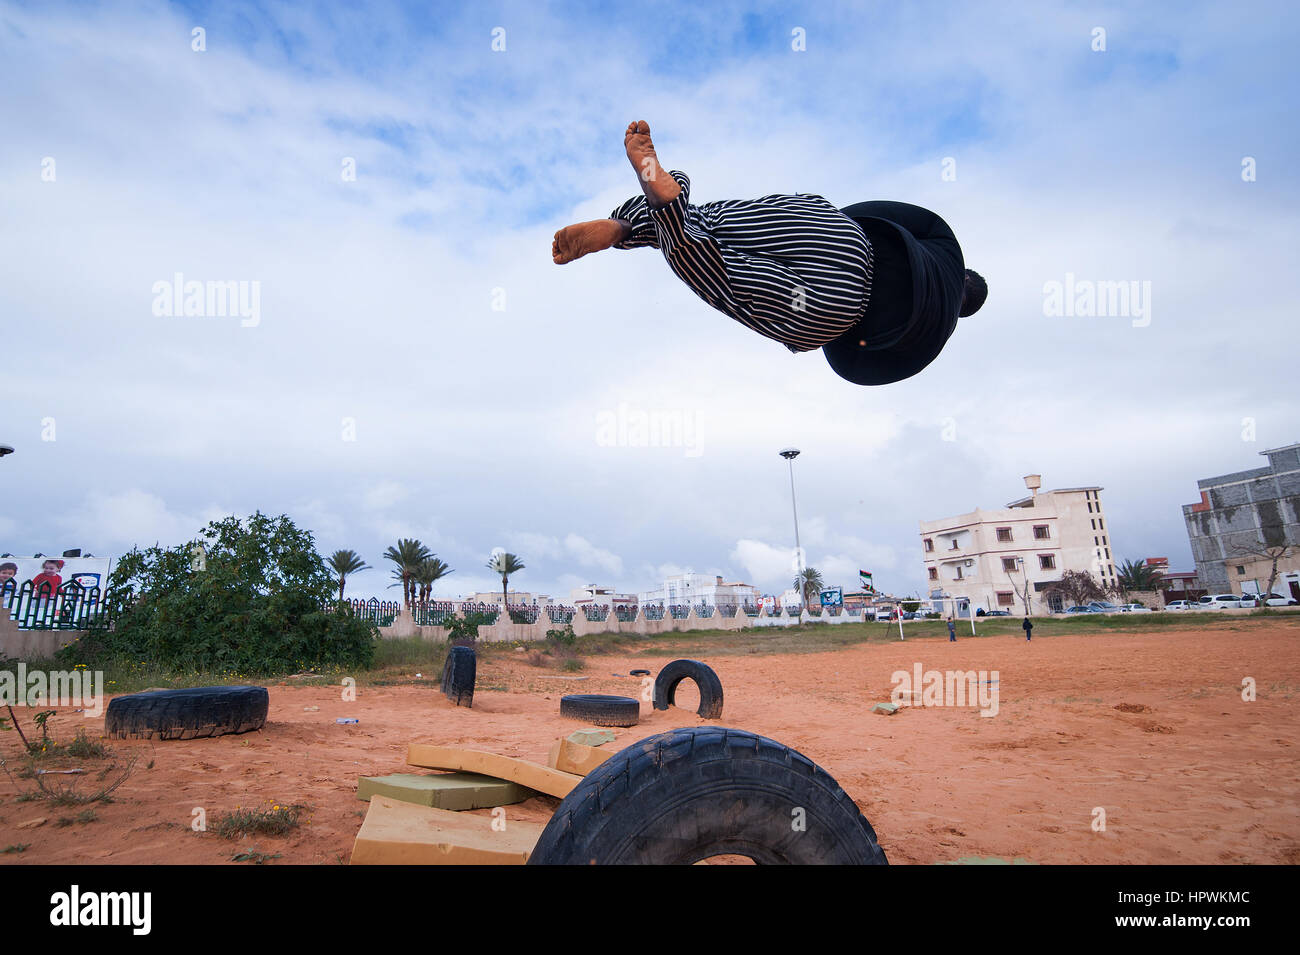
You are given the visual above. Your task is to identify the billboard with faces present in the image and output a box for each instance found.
[0,557,113,596]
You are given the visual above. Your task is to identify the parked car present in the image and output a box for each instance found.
[1087,601,1121,613]
[1165,600,1198,611]
[985,609,1011,616]
[1252,592,1298,606]
[1064,606,1098,614]
[1199,594,1245,609]
[1117,603,1153,613]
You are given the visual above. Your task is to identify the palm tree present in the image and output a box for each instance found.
[383,538,433,610]
[1116,558,1164,601]
[488,551,525,611]
[328,549,370,603]
[795,567,824,609]
[412,557,453,608]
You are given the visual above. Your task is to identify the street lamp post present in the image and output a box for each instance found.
[779,448,803,614]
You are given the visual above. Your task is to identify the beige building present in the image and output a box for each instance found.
[569,584,638,608]
[465,590,552,606]
[639,574,760,608]
[919,475,1119,615]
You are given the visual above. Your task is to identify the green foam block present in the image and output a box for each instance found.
[357,772,537,810]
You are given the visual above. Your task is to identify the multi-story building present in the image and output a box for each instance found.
[464,590,552,607]
[1182,442,1300,598]
[638,573,760,609]
[568,585,637,609]
[919,474,1118,615]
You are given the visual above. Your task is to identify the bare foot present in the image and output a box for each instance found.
[624,120,681,207]
[552,218,630,264]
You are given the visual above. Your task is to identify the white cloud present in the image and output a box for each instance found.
[56,490,229,551]
[361,481,409,512]
[562,533,623,576]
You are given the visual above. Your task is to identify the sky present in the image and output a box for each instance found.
[1,0,1297,603]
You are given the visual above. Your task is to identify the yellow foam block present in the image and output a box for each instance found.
[546,738,614,776]
[406,744,582,799]
[350,795,544,865]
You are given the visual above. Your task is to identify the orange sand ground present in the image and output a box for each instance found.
[2,625,1297,865]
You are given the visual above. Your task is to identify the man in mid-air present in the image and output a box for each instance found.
[553,121,986,386]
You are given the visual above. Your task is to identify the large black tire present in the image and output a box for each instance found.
[440,645,476,707]
[528,727,887,865]
[104,686,269,741]
[653,659,724,719]
[559,694,639,727]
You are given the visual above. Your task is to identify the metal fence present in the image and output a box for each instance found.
[2,579,115,631]
[411,603,456,626]
[341,597,402,626]
[509,605,540,624]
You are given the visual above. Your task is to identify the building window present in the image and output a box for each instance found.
[1098,519,1104,529]
[924,538,934,552]
[1088,502,1094,513]
[950,540,960,550]
[1033,525,1050,540]
[1091,518,1097,530]
[1002,557,1019,572]
[955,567,964,580]
[928,567,938,580]
[1039,554,1056,570]
[996,527,1013,542]
[997,591,1015,606]
[1236,565,1246,575]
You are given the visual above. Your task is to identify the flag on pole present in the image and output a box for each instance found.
[859,570,874,593]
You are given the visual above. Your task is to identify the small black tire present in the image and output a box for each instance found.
[559,694,639,727]
[440,645,476,707]
[528,726,888,865]
[653,659,724,719]
[104,686,269,741]
[629,668,651,677]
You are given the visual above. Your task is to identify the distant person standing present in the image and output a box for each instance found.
[947,617,956,642]
[1023,616,1033,641]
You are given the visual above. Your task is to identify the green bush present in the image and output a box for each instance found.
[546,624,577,647]
[59,512,376,674]
[444,611,495,643]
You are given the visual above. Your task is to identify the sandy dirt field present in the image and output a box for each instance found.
[2,625,1297,864]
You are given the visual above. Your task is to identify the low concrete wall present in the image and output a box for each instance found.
[376,604,853,642]
[0,612,83,661]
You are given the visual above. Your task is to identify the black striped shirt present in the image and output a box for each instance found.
[610,171,873,352]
